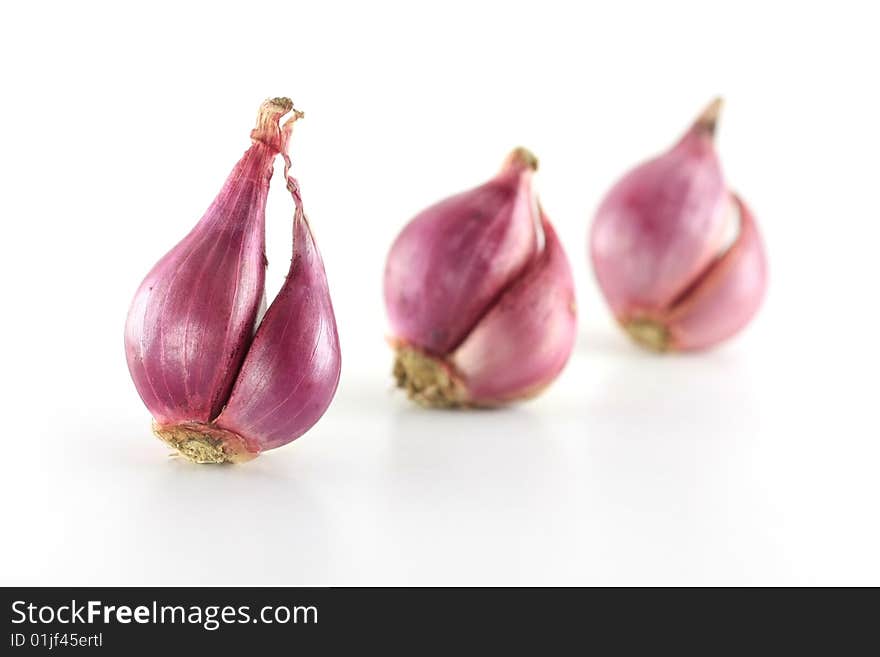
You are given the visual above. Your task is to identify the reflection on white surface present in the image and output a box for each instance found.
[5,329,876,586]
[380,407,571,584]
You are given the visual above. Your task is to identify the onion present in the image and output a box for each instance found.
[125,99,340,463]
[384,149,577,407]
[590,98,768,351]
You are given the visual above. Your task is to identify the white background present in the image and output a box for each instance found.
[1,1,878,585]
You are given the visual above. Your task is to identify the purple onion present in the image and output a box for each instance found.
[125,99,340,463]
[384,149,577,407]
[590,98,768,351]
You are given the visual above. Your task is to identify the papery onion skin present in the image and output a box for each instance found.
[215,124,341,450]
[451,211,576,404]
[386,149,576,407]
[124,98,292,426]
[662,194,767,350]
[590,98,767,351]
[125,100,339,464]
[384,148,539,356]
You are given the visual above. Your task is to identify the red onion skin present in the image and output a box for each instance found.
[216,176,341,451]
[592,120,727,317]
[663,195,766,350]
[590,99,767,351]
[384,150,539,356]
[385,149,576,407]
[125,100,340,462]
[452,212,576,404]
[124,135,276,426]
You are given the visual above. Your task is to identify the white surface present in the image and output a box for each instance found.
[1,1,878,585]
